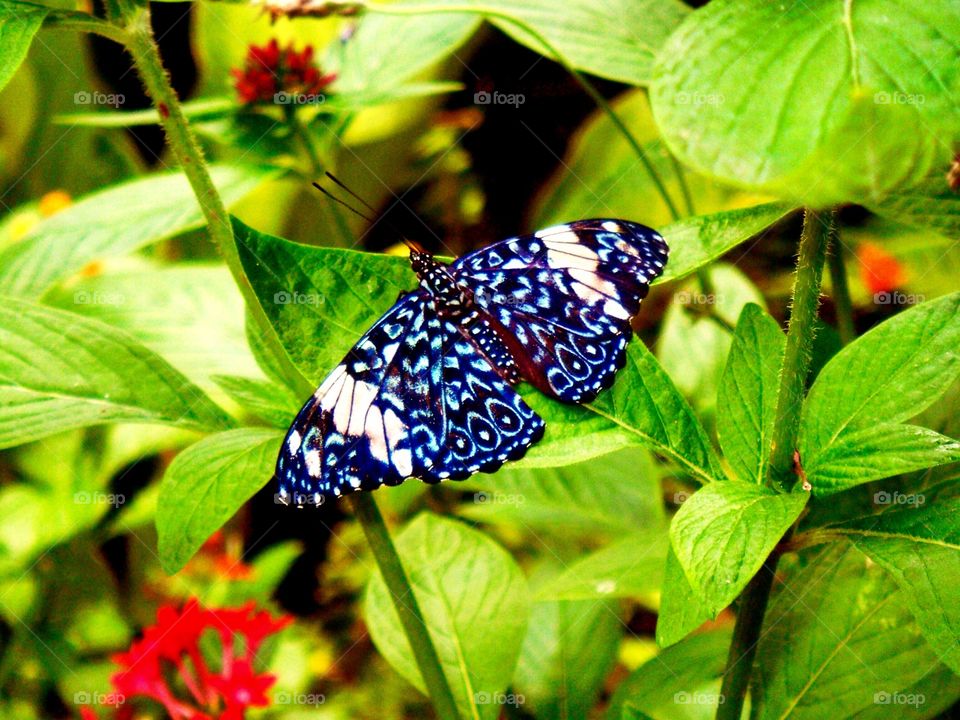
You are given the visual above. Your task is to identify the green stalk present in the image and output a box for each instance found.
[350,494,461,720]
[827,232,856,346]
[120,9,458,718]
[716,208,836,720]
[365,2,682,221]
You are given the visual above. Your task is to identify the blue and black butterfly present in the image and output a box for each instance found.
[276,219,668,505]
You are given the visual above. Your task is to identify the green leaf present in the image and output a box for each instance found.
[670,483,808,615]
[654,548,712,649]
[0,298,232,450]
[0,164,276,298]
[753,543,947,719]
[48,264,259,390]
[607,629,732,720]
[656,203,795,285]
[234,218,721,480]
[532,90,750,231]
[0,0,48,94]
[867,167,960,239]
[156,428,282,574]
[817,498,960,674]
[650,0,957,207]
[457,447,664,537]
[717,304,785,483]
[212,374,300,429]
[514,597,621,720]
[364,513,529,720]
[800,292,960,495]
[588,342,725,484]
[536,532,668,601]
[804,423,960,492]
[53,96,234,127]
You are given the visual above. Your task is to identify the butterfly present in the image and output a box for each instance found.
[276,219,668,506]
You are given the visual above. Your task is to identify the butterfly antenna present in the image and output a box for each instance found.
[312,182,376,224]
[325,171,381,217]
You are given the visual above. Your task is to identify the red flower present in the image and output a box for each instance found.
[232,38,336,105]
[109,598,291,720]
[857,241,906,295]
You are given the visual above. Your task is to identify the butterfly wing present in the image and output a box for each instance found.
[276,291,445,503]
[424,318,545,482]
[450,219,668,403]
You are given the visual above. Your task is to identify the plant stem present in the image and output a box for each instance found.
[715,556,777,720]
[349,494,461,720]
[766,208,835,489]
[42,10,128,43]
[365,2,682,221]
[827,231,856,345]
[716,208,835,720]
[121,4,311,397]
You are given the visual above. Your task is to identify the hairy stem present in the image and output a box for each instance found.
[827,232,856,345]
[365,2,682,221]
[350,494,461,720]
[717,208,836,720]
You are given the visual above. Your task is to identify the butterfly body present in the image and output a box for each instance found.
[276,219,668,506]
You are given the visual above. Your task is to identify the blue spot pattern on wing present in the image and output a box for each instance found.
[277,218,667,503]
[450,219,668,402]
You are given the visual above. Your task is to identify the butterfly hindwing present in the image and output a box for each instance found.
[450,219,668,403]
[276,292,445,503]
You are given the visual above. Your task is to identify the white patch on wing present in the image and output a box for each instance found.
[501,258,527,270]
[381,342,401,365]
[392,448,413,477]
[569,267,618,298]
[383,407,406,449]
[604,298,631,319]
[287,430,302,455]
[365,405,388,463]
[315,365,346,399]
[305,449,322,477]
[332,374,354,431]
[534,224,571,238]
[602,221,621,233]
[346,380,379,436]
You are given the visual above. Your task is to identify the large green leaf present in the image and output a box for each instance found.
[234,218,722,482]
[800,292,960,495]
[651,0,958,207]
[0,164,275,298]
[717,304,785,484]
[753,543,947,719]
[868,168,960,239]
[654,548,712,649]
[0,0,47,94]
[0,298,232,450]
[365,513,529,720]
[457,447,664,537]
[536,532,668,602]
[211,374,300,429]
[670,482,808,615]
[156,428,282,574]
[816,499,960,674]
[514,596,621,720]
[607,629,732,720]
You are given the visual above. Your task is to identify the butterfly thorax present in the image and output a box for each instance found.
[410,249,521,384]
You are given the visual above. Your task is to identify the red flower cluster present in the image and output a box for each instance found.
[106,598,292,719]
[857,242,906,295]
[232,39,336,105]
